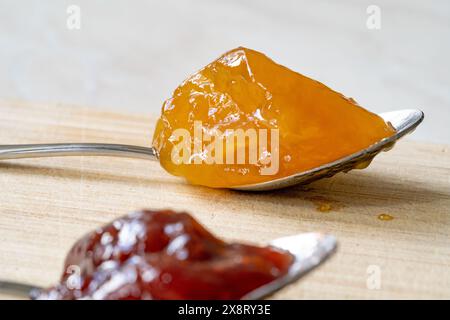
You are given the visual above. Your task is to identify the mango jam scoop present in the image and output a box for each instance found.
[35,210,293,300]
[152,47,395,188]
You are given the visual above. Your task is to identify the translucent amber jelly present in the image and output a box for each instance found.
[152,47,395,188]
[35,210,293,300]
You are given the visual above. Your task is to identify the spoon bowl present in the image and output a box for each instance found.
[0,109,424,191]
[235,109,424,191]
[243,232,337,300]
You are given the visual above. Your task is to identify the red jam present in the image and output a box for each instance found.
[36,210,293,300]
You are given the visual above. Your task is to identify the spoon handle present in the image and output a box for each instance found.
[0,143,158,161]
[0,280,41,299]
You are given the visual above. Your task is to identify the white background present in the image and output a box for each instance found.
[0,0,449,143]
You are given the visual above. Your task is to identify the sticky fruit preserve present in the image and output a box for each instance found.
[35,210,293,300]
[152,47,395,188]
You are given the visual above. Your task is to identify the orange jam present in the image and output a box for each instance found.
[378,213,394,221]
[152,47,395,188]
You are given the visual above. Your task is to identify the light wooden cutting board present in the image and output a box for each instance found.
[0,100,449,299]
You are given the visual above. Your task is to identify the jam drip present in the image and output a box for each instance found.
[36,210,293,300]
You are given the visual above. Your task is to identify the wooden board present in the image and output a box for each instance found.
[0,99,449,299]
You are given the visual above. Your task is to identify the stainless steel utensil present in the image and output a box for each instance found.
[0,109,423,191]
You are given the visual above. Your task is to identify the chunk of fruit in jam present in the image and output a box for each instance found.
[152,47,395,188]
[35,210,293,300]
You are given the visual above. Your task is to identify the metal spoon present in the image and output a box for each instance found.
[0,109,423,191]
[237,109,424,191]
[243,232,337,300]
[0,232,337,300]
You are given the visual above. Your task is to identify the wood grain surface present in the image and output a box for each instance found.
[0,99,449,299]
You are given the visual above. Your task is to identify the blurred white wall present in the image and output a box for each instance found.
[0,0,449,143]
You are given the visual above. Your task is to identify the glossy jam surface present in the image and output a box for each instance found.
[36,210,293,300]
[153,47,395,188]
[378,213,394,221]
